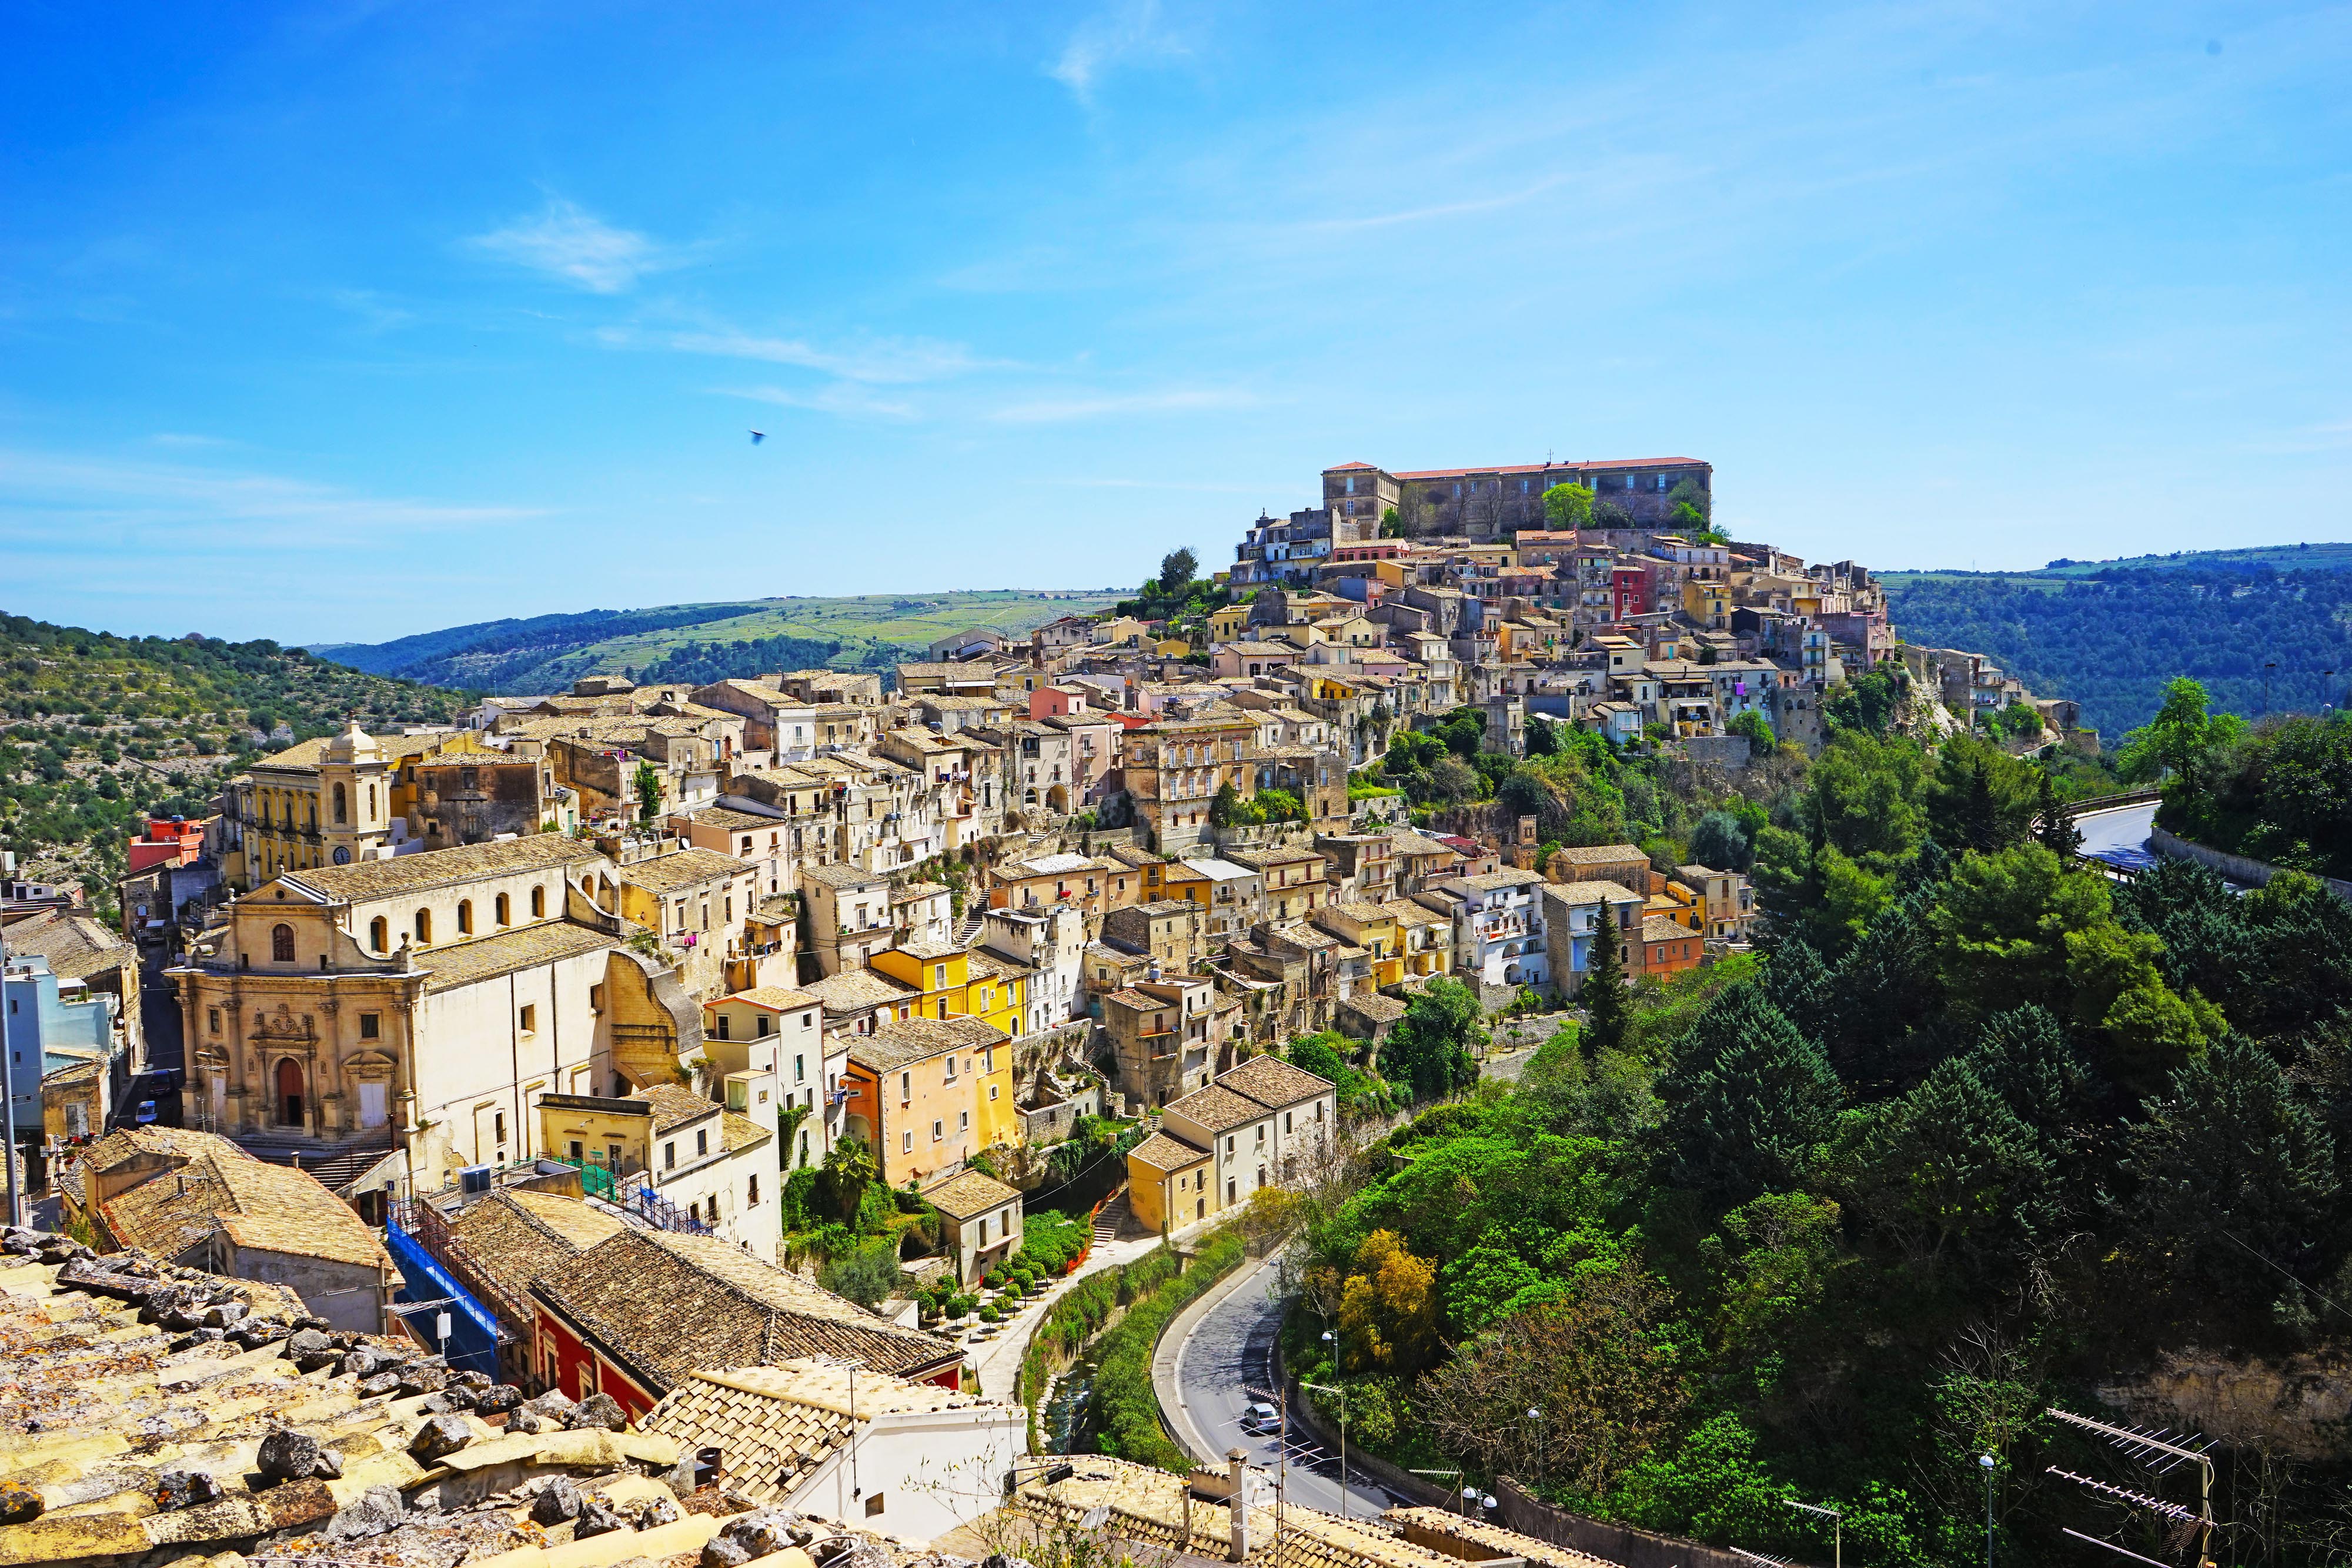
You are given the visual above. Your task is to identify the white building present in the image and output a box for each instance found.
[1434,867,1551,989]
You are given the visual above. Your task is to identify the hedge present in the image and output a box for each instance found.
[1085,1231,1247,1472]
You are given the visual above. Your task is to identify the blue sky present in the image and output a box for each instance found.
[4,1,2347,645]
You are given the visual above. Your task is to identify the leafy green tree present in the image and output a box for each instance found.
[814,1134,878,1225]
[1762,939,1833,1035]
[1930,843,2111,1014]
[1379,506,1404,538]
[1157,547,1199,594]
[1688,810,1752,872]
[1923,735,2040,854]
[1807,734,1928,864]
[1542,482,1595,530]
[1582,911,1631,1056]
[818,1236,904,1307]
[1525,715,1559,757]
[2114,674,2246,789]
[1847,1055,2057,1269]
[2113,1036,2341,1319]
[2033,768,2083,857]
[1726,710,1776,753]
[1963,1005,2090,1141]
[1824,668,1905,735]
[1828,888,1945,1084]
[1659,983,1841,1203]
[1379,977,1486,1102]
[632,759,664,823]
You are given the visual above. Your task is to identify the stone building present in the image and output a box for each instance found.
[168,834,703,1193]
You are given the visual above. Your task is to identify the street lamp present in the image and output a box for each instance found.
[1980,1454,1997,1568]
[1527,1407,1544,1492]
[1785,1498,1841,1568]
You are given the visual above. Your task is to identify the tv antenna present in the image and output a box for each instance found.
[2046,1407,2215,1567]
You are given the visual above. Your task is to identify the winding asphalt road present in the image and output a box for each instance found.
[2074,801,2160,875]
[1168,1254,1399,1522]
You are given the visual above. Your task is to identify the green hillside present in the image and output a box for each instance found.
[1885,543,2352,737]
[312,588,1127,694]
[0,613,472,907]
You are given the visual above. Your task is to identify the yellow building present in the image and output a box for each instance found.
[867,941,1023,1148]
[1682,578,1730,627]
[1206,604,1250,643]
[225,723,402,887]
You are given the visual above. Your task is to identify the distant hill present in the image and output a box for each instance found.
[0,612,471,903]
[1885,542,2352,737]
[308,589,1127,695]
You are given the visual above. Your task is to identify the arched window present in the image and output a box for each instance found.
[332,783,348,824]
[415,908,432,944]
[370,915,388,952]
[495,892,511,926]
[457,899,474,935]
[270,923,295,963]
[530,885,546,918]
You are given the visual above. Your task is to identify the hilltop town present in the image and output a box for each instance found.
[0,455,2160,1568]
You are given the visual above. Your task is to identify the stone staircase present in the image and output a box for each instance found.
[1091,1187,1132,1250]
[954,910,987,947]
[230,1128,397,1195]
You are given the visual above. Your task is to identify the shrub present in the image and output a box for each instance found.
[816,1238,902,1310]
[946,1295,971,1319]
[978,1305,1001,1323]
[1090,1232,1247,1470]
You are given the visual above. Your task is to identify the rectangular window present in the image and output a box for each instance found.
[697,1129,709,1156]
[900,1071,911,1101]
[494,1111,507,1145]
[359,1012,380,1040]
[902,1130,914,1154]
[990,1084,1000,1101]
[208,1007,222,1034]
[795,1054,806,1084]
[665,1141,677,1169]
[960,1109,970,1131]
[932,1118,944,1141]
[519,1004,536,1035]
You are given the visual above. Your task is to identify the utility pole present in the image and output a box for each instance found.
[1304,1380,1351,1522]
[1980,1454,1997,1568]
[0,910,18,1228]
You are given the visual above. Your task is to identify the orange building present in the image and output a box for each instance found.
[841,1014,1008,1187]
[1638,914,1703,978]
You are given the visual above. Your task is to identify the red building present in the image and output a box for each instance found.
[528,1228,963,1414]
[1611,564,1652,620]
[126,815,206,875]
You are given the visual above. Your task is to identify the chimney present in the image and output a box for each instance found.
[1227,1449,1251,1561]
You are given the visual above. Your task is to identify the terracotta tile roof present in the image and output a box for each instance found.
[1126,1130,1210,1171]
[1549,842,1647,865]
[1220,1052,1335,1110]
[721,984,820,1011]
[1,909,132,980]
[801,860,890,890]
[1643,915,1696,943]
[288,834,603,900]
[687,805,780,831]
[643,1360,1007,1506]
[1546,880,1645,904]
[722,1109,772,1154]
[619,847,750,894]
[805,969,916,1014]
[532,1229,958,1392]
[414,920,618,992]
[1450,868,1547,892]
[443,1187,624,1309]
[1340,992,1408,1023]
[1163,1082,1267,1135]
[639,1082,723,1134]
[848,1012,1003,1072]
[101,1146,393,1272]
[921,1169,1023,1219]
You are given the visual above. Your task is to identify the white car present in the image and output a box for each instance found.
[1241,1400,1279,1434]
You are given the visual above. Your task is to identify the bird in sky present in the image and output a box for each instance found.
[749,430,766,444]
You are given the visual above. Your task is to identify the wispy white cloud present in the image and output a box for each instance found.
[0,448,541,548]
[990,386,1262,423]
[148,432,232,449]
[1048,0,1189,105]
[716,384,920,420]
[654,329,997,384]
[466,198,674,293]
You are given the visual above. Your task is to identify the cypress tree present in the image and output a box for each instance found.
[2034,768,2083,857]
[1583,907,1631,1057]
